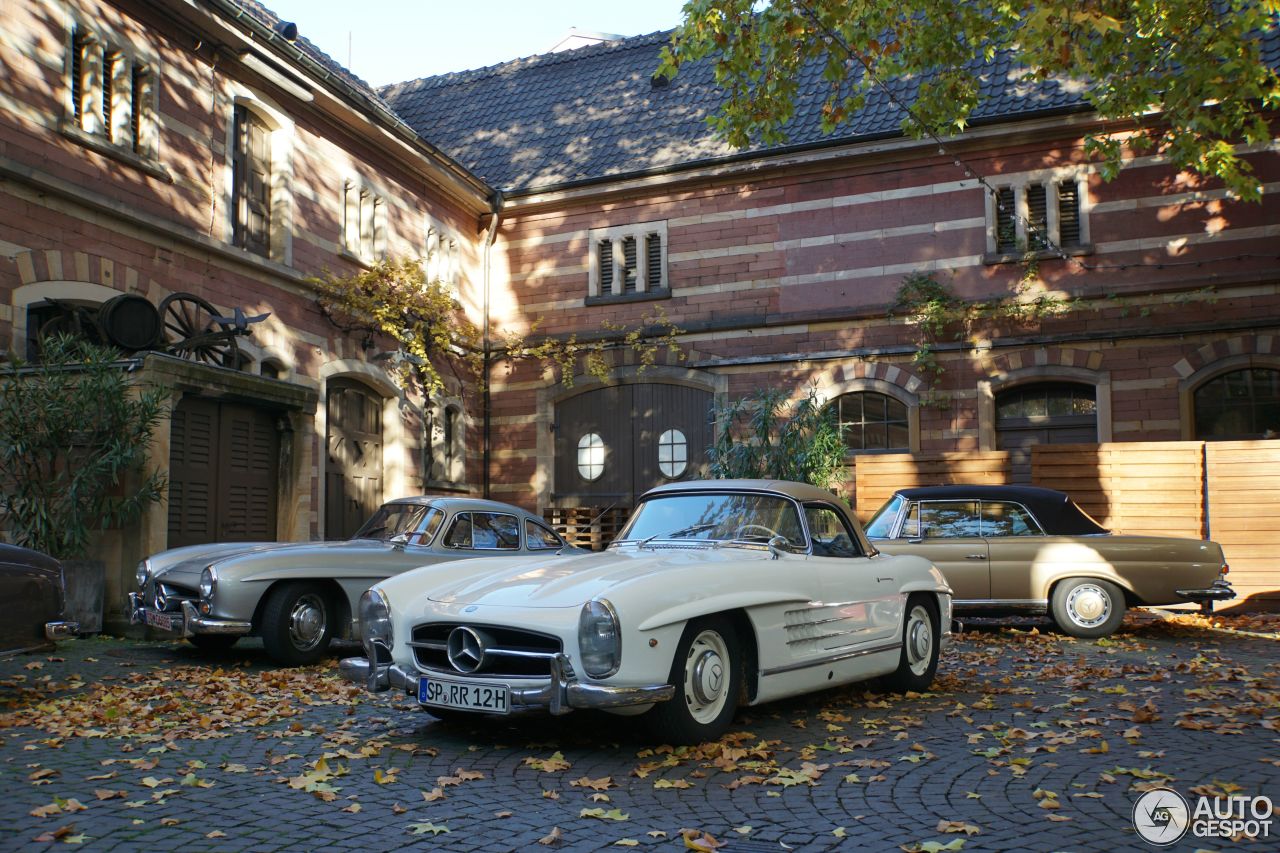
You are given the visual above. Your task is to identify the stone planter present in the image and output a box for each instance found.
[60,558,104,635]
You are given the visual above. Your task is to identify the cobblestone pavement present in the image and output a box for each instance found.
[1,614,1277,852]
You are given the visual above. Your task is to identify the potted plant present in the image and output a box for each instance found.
[0,336,168,632]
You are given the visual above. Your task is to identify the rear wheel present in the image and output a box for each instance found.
[1051,577,1126,638]
[644,616,742,745]
[260,582,334,665]
[880,595,939,693]
[189,635,239,653]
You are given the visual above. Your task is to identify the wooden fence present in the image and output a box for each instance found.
[853,451,1011,520]
[850,441,1280,610]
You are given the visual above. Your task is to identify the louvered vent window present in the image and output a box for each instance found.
[102,52,116,140]
[71,28,89,126]
[598,240,614,293]
[622,236,638,293]
[588,221,668,299]
[646,233,662,287]
[995,187,1017,254]
[1057,181,1082,246]
[1026,183,1048,249]
[65,24,156,159]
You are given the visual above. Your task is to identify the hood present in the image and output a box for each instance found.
[423,544,769,608]
[151,540,397,587]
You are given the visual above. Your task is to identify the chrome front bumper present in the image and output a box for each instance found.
[339,651,675,715]
[44,621,78,641]
[128,593,252,639]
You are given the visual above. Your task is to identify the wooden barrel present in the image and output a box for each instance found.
[96,293,161,351]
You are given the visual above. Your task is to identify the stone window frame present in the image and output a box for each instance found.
[984,170,1092,264]
[60,16,163,175]
[424,218,460,293]
[978,365,1112,450]
[831,389,913,456]
[222,93,294,266]
[1178,354,1280,440]
[424,396,467,490]
[586,220,669,305]
[341,178,388,264]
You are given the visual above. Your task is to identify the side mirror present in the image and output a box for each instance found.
[767,536,790,560]
[389,533,410,550]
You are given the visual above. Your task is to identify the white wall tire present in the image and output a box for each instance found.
[1051,577,1126,639]
[644,616,742,745]
[881,596,940,694]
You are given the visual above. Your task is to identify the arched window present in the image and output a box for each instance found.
[996,382,1097,482]
[1193,368,1280,439]
[834,392,909,453]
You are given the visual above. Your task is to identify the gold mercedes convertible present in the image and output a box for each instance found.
[864,485,1234,638]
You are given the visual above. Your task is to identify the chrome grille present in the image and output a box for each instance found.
[410,623,562,677]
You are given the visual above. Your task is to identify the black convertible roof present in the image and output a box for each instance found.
[894,485,1108,535]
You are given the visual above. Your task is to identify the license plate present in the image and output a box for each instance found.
[418,675,510,714]
[144,610,177,631]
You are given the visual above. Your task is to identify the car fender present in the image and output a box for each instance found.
[635,590,813,633]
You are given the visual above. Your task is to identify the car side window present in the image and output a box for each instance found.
[919,501,982,538]
[471,513,520,550]
[443,513,473,548]
[804,504,861,558]
[981,501,1042,536]
[525,520,565,550]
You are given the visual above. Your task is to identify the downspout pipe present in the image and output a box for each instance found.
[482,191,504,500]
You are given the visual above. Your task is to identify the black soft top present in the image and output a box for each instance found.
[894,485,1109,535]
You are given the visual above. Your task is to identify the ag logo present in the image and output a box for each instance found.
[1133,787,1190,846]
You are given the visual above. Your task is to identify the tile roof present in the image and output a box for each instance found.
[378,30,1095,193]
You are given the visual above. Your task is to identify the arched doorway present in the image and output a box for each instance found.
[325,378,385,539]
[996,382,1097,482]
[553,383,712,504]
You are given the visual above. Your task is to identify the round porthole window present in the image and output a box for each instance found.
[577,432,605,481]
[657,428,687,478]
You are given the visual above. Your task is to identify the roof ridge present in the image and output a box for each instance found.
[379,29,672,96]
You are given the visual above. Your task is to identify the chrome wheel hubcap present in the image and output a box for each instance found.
[684,630,730,723]
[1067,584,1110,627]
[906,605,933,676]
[289,593,327,650]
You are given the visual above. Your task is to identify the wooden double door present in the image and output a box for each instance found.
[168,397,280,547]
[325,379,384,540]
[554,383,712,504]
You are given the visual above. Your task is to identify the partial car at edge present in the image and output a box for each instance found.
[0,544,78,657]
[129,497,582,665]
[340,479,953,744]
[865,484,1234,638]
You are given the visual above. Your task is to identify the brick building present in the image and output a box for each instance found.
[2,0,1278,622]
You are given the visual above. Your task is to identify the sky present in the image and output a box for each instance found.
[257,0,691,87]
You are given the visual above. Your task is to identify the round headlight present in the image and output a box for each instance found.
[359,588,393,650]
[578,598,620,678]
[136,560,151,590]
[199,567,217,599]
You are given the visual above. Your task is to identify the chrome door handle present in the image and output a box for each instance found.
[964,554,987,560]
[876,576,893,582]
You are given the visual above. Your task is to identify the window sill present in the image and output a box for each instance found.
[59,121,170,182]
[983,245,1094,266]
[422,479,467,493]
[585,288,671,307]
[338,248,373,268]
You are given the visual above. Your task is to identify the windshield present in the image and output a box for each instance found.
[617,492,805,550]
[864,494,905,539]
[352,504,439,542]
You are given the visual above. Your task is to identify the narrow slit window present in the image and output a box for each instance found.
[1026,183,1048,250]
[621,236,637,294]
[598,240,614,294]
[995,187,1016,254]
[1057,181,1082,246]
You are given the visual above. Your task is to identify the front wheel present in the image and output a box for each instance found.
[880,596,939,693]
[1051,577,1126,638]
[260,582,334,665]
[644,616,742,745]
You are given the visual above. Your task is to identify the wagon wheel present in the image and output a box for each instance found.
[158,292,239,367]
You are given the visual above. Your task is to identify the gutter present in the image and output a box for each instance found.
[482,192,505,499]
